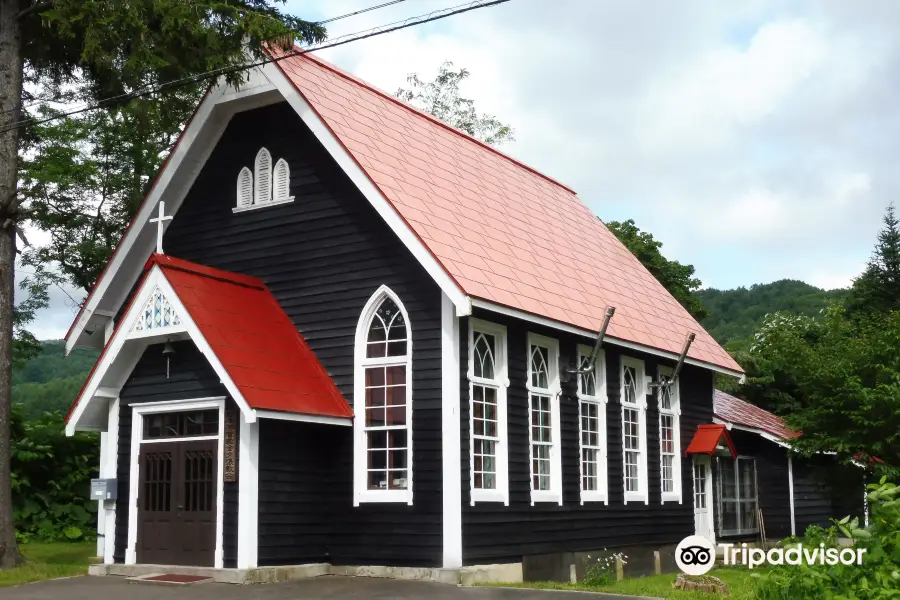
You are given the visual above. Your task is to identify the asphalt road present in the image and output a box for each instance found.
[0,575,659,600]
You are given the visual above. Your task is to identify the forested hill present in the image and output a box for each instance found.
[698,279,847,348]
[13,341,99,419]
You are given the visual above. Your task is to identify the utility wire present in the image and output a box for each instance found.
[14,268,83,308]
[0,0,409,118]
[317,0,408,25]
[0,0,510,134]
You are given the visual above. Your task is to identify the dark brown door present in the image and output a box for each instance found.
[137,440,217,566]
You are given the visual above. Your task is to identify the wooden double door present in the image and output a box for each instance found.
[137,439,217,566]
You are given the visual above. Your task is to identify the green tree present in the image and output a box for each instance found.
[0,0,326,568]
[19,86,202,292]
[746,306,900,472]
[848,203,900,315]
[606,218,708,320]
[395,61,515,146]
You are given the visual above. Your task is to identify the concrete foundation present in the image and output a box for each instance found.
[89,561,523,586]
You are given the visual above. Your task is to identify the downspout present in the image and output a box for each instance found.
[788,453,796,537]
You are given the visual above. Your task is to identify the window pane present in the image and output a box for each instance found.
[739,459,756,498]
[530,345,549,389]
[624,451,640,492]
[532,444,551,490]
[579,354,596,396]
[722,501,738,531]
[473,333,496,379]
[720,459,736,500]
[366,297,408,358]
[623,365,637,405]
[661,455,674,493]
[143,410,218,440]
[742,501,758,531]
[659,385,673,410]
[623,408,639,450]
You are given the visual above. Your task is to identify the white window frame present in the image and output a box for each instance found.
[717,456,759,536]
[577,345,608,505]
[620,355,648,505]
[468,319,509,505]
[126,397,226,568]
[658,365,683,504]
[353,285,414,506]
[236,166,253,210]
[526,332,562,505]
[254,147,272,206]
[233,149,295,213]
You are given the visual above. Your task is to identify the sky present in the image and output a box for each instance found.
[22,0,900,339]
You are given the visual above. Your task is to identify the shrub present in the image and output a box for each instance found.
[11,408,99,542]
[755,477,900,599]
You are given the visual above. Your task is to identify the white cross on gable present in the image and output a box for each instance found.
[149,201,173,254]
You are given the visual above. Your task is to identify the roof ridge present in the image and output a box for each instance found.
[290,48,577,195]
[146,254,265,290]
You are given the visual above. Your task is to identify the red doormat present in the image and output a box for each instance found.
[142,574,212,584]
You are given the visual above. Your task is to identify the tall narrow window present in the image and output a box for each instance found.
[620,356,648,504]
[254,147,272,205]
[273,158,292,203]
[717,457,758,536]
[577,345,607,504]
[354,286,413,505]
[527,333,561,505]
[236,167,253,209]
[468,320,508,505]
[658,365,682,503]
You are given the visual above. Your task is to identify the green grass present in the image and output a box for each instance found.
[0,542,95,588]
[490,568,759,599]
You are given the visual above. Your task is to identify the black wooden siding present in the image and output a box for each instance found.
[459,309,715,565]
[161,102,444,567]
[792,455,865,534]
[113,341,238,567]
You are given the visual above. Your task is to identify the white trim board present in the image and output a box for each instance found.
[238,414,260,569]
[66,265,256,435]
[441,293,462,568]
[126,397,227,568]
[255,410,351,426]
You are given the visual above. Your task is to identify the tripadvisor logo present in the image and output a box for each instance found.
[676,535,867,575]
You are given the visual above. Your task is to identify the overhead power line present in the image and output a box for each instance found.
[317,0,409,25]
[0,0,407,118]
[0,0,511,134]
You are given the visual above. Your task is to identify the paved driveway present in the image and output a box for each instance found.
[3,575,657,600]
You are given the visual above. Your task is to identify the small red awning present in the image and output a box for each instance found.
[685,424,736,457]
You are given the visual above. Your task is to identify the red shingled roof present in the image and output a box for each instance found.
[66,254,351,422]
[685,424,736,457]
[714,389,797,441]
[273,49,741,373]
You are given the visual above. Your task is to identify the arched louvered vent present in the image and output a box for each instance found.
[273,158,291,202]
[236,167,253,209]
[254,147,272,205]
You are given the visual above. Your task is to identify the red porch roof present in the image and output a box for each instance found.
[272,49,742,374]
[685,424,737,457]
[66,254,351,422]
[714,390,798,441]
